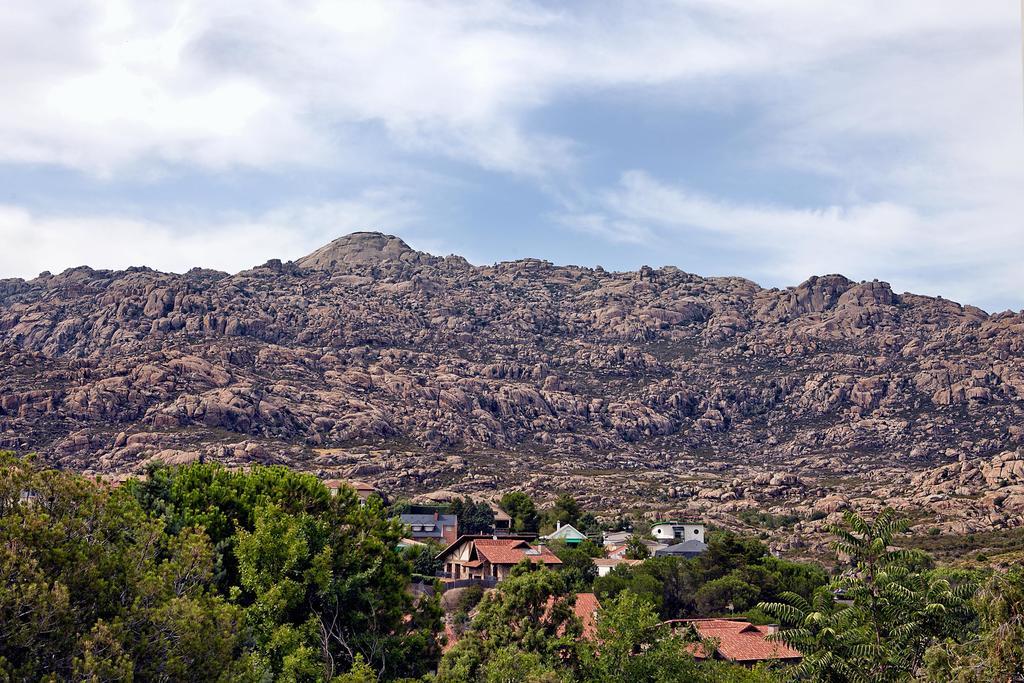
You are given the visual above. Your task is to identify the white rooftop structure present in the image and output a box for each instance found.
[650,522,705,544]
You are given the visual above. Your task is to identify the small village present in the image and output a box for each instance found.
[324,477,805,667]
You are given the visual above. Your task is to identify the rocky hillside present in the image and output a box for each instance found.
[2,232,1022,549]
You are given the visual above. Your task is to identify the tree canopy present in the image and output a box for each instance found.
[760,508,980,682]
[0,453,441,681]
[498,491,540,533]
[4,452,1021,682]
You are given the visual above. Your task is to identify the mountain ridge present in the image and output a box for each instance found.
[1,231,1022,551]
[3,231,1001,317]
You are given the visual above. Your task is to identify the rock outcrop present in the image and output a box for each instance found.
[1,232,1022,549]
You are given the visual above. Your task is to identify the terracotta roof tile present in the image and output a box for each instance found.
[473,539,562,566]
[671,619,802,662]
[544,593,602,640]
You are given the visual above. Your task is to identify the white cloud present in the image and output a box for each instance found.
[0,0,576,175]
[561,170,1024,310]
[0,189,420,278]
[2,1,1014,176]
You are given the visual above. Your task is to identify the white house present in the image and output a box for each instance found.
[650,522,705,544]
[607,538,666,559]
[602,530,632,547]
[594,557,644,577]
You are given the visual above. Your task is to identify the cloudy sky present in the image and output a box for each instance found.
[1,1,1022,311]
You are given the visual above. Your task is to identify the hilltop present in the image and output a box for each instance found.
[1,231,1022,554]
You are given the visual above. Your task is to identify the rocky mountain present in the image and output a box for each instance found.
[2,232,1022,552]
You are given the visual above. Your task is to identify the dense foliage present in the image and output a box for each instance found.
[448,498,495,535]
[759,509,984,682]
[0,453,441,681]
[498,491,540,533]
[594,529,828,619]
[923,566,1024,681]
[4,452,1024,682]
[437,562,770,683]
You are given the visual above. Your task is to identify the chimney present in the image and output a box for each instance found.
[556,520,561,530]
[434,511,439,521]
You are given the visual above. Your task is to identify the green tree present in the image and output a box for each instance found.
[577,591,770,683]
[72,621,134,682]
[437,562,579,682]
[695,574,760,615]
[594,530,826,621]
[129,462,333,593]
[450,498,495,535]
[550,543,599,593]
[480,646,560,683]
[0,455,445,682]
[759,587,871,682]
[235,496,442,681]
[404,539,445,577]
[577,512,602,537]
[541,494,582,533]
[923,567,1024,682]
[0,454,256,681]
[760,508,976,682]
[624,534,651,560]
[577,590,699,681]
[498,491,539,533]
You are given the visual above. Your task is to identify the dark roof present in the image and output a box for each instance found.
[654,539,708,557]
[400,513,457,538]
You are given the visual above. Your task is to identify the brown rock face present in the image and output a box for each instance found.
[1,231,1023,546]
[296,232,421,271]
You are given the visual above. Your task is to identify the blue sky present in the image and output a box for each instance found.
[1,1,1022,311]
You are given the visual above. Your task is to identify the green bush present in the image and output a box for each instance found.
[0,453,441,682]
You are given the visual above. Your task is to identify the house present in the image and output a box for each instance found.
[602,530,632,547]
[593,557,644,577]
[490,503,513,532]
[400,512,460,545]
[650,521,705,544]
[323,479,385,504]
[539,521,588,545]
[544,592,602,640]
[436,535,561,583]
[669,619,802,665]
[654,539,708,559]
[607,538,666,559]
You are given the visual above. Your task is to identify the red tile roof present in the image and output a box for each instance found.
[671,619,802,663]
[473,539,562,566]
[572,593,602,640]
[544,593,602,640]
[442,621,459,654]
